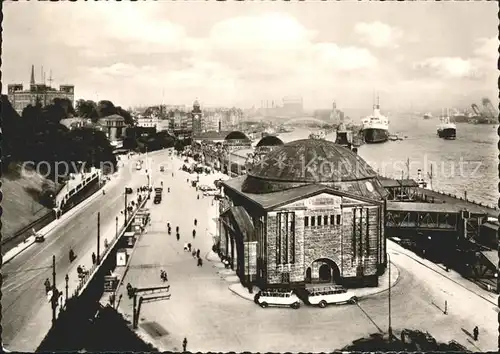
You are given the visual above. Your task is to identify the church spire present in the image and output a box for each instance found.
[30,65,35,85]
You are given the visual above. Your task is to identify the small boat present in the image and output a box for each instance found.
[388,135,398,141]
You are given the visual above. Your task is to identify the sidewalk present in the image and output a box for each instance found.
[387,239,497,305]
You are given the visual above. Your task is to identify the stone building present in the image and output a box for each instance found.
[8,65,75,114]
[97,114,127,143]
[217,139,388,290]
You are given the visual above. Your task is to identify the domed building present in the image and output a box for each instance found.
[217,139,388,290]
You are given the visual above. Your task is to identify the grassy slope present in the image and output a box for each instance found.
[2,163,62,242]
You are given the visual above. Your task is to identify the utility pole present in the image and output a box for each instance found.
[387,252,392,341]
[116,216,119,238]
[124,188,128,227]
[97,212,101,265]
[52,255,56,325]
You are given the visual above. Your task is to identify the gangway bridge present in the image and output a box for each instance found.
[385,200,498,292]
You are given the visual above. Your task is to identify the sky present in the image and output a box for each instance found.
[4,1,498,113]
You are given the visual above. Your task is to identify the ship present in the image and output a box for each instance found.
[437,109,456,140]
[423,113,432,120]
[261,127,278,138]
[361,96,389,143]
[309,130,326,140]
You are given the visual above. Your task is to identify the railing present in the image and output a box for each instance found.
[68,193,150,300]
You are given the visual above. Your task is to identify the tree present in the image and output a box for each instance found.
[97,100,117,118]
[75,99,98,120]
[115,106,134,125]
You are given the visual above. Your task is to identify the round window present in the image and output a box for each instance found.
[365,181,374,192]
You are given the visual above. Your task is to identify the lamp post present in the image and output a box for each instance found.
[116,216,119,239]
[97,212,101,265]
[387,252,392,341]
[124,188,128,227]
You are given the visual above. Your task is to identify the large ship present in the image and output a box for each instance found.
[361,96,389,143]
[437,110,457,140]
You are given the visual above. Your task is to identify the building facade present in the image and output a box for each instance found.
[191,100,203,136]
[8,65,75,114]
[97,114,127,143]
[217,139,388,290]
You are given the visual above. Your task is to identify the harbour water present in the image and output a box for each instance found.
[276,118,498,206]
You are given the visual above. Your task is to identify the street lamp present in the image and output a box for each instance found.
[387,252,392,341]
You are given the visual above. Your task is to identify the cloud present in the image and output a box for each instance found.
[354,21,404,48]
[413,37,497,81]
[474,36,498,60]
[412,57,481,80]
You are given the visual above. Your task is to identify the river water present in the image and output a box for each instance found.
[276,119,498,207]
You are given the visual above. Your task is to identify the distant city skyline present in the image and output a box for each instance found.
[4,2,497,113]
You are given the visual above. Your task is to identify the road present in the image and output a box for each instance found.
[116,156,497,352]
[1,150,173,352]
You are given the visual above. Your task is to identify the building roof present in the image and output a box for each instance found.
[100,114,125,121]
[386,201,466,214]
[379,177,419,188]
[193,131,232,141]
[248,139,377,183]
[240,138,387,199]
[221,206,256,242]
[225,131,250,141]
[256,135,284,147]
[222,175,382,211]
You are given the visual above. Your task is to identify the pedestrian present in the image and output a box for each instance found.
[91,252,96,264]
[196,249,200,258]
[194,218,197,226]
[197,258,203,267]
[192,249,196,258]
[184,242,188,251]
[473,326,479,341]
[168,187,170,193]
[176,233,180,241]
[188,243,192,252]
[176,226,179,233]
[44,278,51,294]
[197,195,200,200]
[192,229,196,238]
[182,337,188,352]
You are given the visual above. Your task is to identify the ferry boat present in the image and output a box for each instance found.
[437,110,456,140]
[361,96,389,144]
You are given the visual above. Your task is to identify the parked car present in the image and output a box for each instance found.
[254,289,301,309]
[160,166,165,172]
[125,187,133,194]
[154,197,162,204]
[303,285,357,308]
[35,234,45,243]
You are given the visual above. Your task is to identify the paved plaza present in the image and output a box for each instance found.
[115,155,496,352]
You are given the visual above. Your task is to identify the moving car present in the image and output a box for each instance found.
[303,285,358,308]
[254,289,301,309]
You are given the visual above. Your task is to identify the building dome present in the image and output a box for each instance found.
[256,136,284,147]
[242,139,387,198]
[225,131,250,141]
[193,100,200,108]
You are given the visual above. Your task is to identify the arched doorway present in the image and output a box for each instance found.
[318,264,331,282]
[307,258,341,284]
[305,267,312,282]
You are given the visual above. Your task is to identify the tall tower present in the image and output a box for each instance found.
[30,65,35,86]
